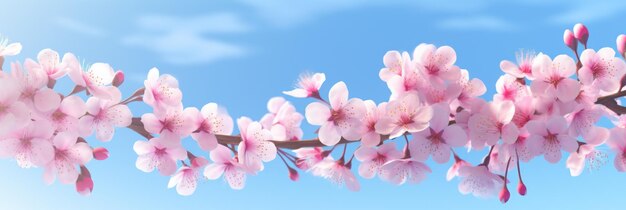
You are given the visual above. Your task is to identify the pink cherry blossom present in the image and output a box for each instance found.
[283,72,326,98]
[312,159,360,191]
[566,104,603,137]
[35,93,87,135]
[204,145,247,190]
[0,37,22,56]
[579,48,626,92]
[0,121,54,168]
[375,94,432,139]
[530,54,580,102]
[607,127,626,172]
[468,101,519,149]
[354,142,402,179]
[80,88,132,141]
[0,77,29,135]
[511,96,536,128]
[43,132,93,184]
[500,51,536,79]
[413,44,461,89]
[305,81,365,146]
[525,116,578,163]
[386,55,424,100]
[141,106,197,140]
[566,127,609,176]
[75,166,94,196]
[293,147,325,170]
[10,61,47,106]
[359,100,385,147]
[457,165,504,197]
[143,67,183,109]
[236,117,276,173]
[421,83,461,105]
[68,62,116,99]
[379,156,431,185]
[617,34,626,57]
[168,156,208,196]
[134,137,187,176]
[494,74,529,102]
[379,51,409,82]
[190,103,234,151]
[454,69,487,108]
[260,97,303,141]
[411,103,467,163]
[447,155,471,181]
[23,49,71,82]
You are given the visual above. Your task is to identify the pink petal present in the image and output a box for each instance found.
[354,146,377,161]
[614,155,626,172]
[547,116,568,134]
[210,145,233,163]
[358,160,378,179]
[558,135,578,153]
[141,113,162,134]
[95,122,114,142]
[133,141,154,155]
[61,95,87,118]
[157,156,177,176]
[225,167,246,190]
[566,153,584,176]
[305,102,330,125]
[360,132,381,148]
[429,103,450,132]
[329,81,348,109]
[2,43,22,56]
[53,132,77,149]
[56,160,79,184]
[283,89,308,98]
[191,132,218,151]
[432,145,451,163]
[442,125,467,147]
[436,45,457,66]
[496,101,515,124]
[500,60,522,77]
[501,123,519,144]
[204,164,226,180]
[584,127,608,145]
[107,105,132,127]
[34,88,61,112]
[556,79,581,102]
[319,123,341,146]
[257,141,277,162]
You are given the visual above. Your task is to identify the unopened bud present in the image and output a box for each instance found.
[573,23,589,47]
[564,29,577,52]
[288,167,299,181]
[93,147,109,160]
[617,34,626,58]
[76,166,94,196]
[517,181,527,196]
[499,186,511,204]
[112,70,125,87]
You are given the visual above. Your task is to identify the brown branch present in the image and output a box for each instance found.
[596,90,626,115]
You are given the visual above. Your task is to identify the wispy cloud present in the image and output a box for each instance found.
[55,17,106,37]
[550,1,626,24]
[437,16,516,31]
[123,13,249,65]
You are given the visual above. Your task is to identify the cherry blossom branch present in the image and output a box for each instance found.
[596,90,626,115]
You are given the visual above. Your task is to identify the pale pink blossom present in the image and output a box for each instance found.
[566,127,609,176]
[454,69,487,108]
[447,155,471,181]
[359,100,385,147]
[204,145,247,190]
[411,103,467,163]
[499,51,535,79]
[579,48,626,92]
[379,156,431,185]
[379,51,409,81]
[10,62,47,106]
[413,44,461,89]
[141,106,197,140]
[260,97,303,141]
[354,142,402,179]
[457,165,504,197]
[494,74,529,102]
[283,72,326,98]
[80,88,132,141]
[35,93,87,135]
[168,156,208,196]
[190,103,233,151]
[134,137,187,176]
[23,49,70,81]
[375,94,432,139]
[143,67,183,109]
[0,121,54,168]
[236,117,276,173]
[305,81,365,146]
[525,116,578,163]
[312,159,360,191]
[468,101,519,149]
[607,127,626,172]
[511,96,536,128]
[0,37,22,56]
[386,56,423,100]
[421,83,462,105]
[68,62,116,99]
[530,54,580,102]
[43,132,92,184]
[294,147,325,170]
[0,77,29,135]
[565,104,603,137]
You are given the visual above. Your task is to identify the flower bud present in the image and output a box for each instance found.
[563,29,577,52]
[93,147,109,160]
[112,70,125,87]
[288,167,299,181]
[517,181,527,196]
[76,166,94,196]
[617,34,626,58]
[499,186,511,204]
[573,23,589,47]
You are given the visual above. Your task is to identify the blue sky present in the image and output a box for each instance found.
[1,1,626,209]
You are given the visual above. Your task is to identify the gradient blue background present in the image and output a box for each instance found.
[1,1,624,209]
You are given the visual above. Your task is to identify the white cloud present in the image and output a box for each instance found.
[55,17,106,37]
[124,14,249,65]
[437,16,515,31]
[550,1,626,24]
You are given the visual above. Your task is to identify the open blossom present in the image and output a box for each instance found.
[567,127,609,176]
[579,48,626,92]
[457,165,504,198]
[354,142,402,179]
[236,117,276,173]
[294,147,325,170]
[413,44,461,89]
[204,145,247,190]
[360,100,385,147]
[68,62,116,99]
[43,132,92,185]
[379,156,431,185]
[283,72,325,98]
[375,94,432,139]
[411,103,467,163]
[190,103,234,151]
[525,116,578,163]
[10,61,47,106]
[454,69,487,108]
[260,97,303,141]
[312,159,360,191]
[143,67,183,109]
[0,77,29,135]
[607,127,626,172]
[35,93,87,135]
[305,81,365,146]
[447,155,471,181]
[0,121,54,168]
[566,104,603,137]
[468,101,519,149]
[80,88,132,141]
[134,137,187,176]
[386,55,423,100]
[494,74,529,102]
[0,37,22,56]
[168,156,208,196]
[24,49,71,82]
[379,51,409,82]
[530,54,580,102]
[141,106,197,140]
[499,51,535,79]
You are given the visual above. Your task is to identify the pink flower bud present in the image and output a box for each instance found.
[93,147,109,160]
[112,70,125,87]
[617,34,626,58]
[563,29,577,52]
[573,23,589,47]
[288,167,299,181]
[76,166,94,196]
[499,186,511,204]
[517,181,527,196]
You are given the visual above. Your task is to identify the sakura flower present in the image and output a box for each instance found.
[68,62,116,99]
[0,77,29,135]
[413,44,461,89]
[134,137,187,176]
[359,100,385,147]
[421,83,462,105]
[411,103,467,163]
[447,154,470,181]
[525,116,578,163]
[511,96,536,128]
[530,54,580,102]
[454,69,487,109]
[375,94,432,139]
[565,104,603,137]
[190,103,234,151]
[0,121,54,168]
[294,147,326,170]
[386,55,424,100]
[283,72,326,99]
[75,166,94,196]
[468,101,519,149]
[312,158,360,191]
[457,165,504,197]
[379,51,409,82]
[260,97,303,141]
[204,145,247,190]
[168,156,208,196]
[43,132,93,184]
[607,127,626,172]
[79,87,132,141]
[10,61,47,106]
[493,74,529,102]
[141,106,197,140]
[354,142,402,178]
[23,49,70,82]
[236,117,276,173]
[579,48,626,92]
[305,81,366,146]
[499,51,535,79]
[35,93,86,135]
[566,127,609,176]
[143,67,183,109]
[0,36,22,56]
[379,157,431,185]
